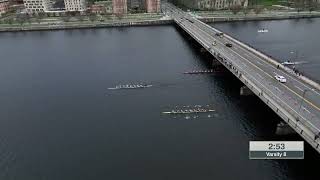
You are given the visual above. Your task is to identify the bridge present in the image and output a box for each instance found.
[162,3,320,154]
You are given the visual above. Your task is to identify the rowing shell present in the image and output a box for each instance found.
[162,109,215,114]
[108,85,152,90]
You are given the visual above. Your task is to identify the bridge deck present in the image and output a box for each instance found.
[163,3,320,154]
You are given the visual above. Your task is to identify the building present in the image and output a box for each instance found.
[11,0,24,5]
[128,0,144,10]
[89,4,105,13]
[64,0,87,11]
[174,0,248,10]
[23,0,52,13]
[112,0,127,14]
[0,0,10,16]
[89,1,112,14]
[145,0,160,13]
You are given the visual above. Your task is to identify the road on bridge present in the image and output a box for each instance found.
[163,3,320,153]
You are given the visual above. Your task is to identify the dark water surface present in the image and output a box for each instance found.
[211,18,320,82]
[0,23,319,180]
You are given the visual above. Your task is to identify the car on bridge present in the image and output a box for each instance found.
[212,41,217,46]
[225,43,232,47]
[275,75,287,83]
[215,32,224,37]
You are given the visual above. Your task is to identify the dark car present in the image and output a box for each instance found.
[225,43,232,47]
[215,32,224,37]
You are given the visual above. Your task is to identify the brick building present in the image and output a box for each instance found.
[145,0,160,12]
[174,0,248,10]
[0,0,10,15]
[113,0,127,14]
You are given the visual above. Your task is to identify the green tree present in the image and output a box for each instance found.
[294,0,305,13]
[89,13,97,22]
[77,15,85,21]
[62,16,71,22]
[7,18,13,25]
[16,14,28,26]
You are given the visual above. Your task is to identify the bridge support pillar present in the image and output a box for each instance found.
[212,59,222,67]
[275,122,296,135]
[240,86,253,96]
[200,47,206,53]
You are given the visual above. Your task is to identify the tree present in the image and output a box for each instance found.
[227,0,233,10]
[231,5,242,14]
[115,13,124,20]
[294,0,305,13]
[243,8,250,16]
[7,18,13,25]
[62,16,71,22]
[16,14,28,26]
[254,6,263,14]
[306,0,317,13]
[77,15,85,22]
[36,12,45,24]
[89,13,97,22]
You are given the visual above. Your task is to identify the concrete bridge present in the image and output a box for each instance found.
[162,3,320,154]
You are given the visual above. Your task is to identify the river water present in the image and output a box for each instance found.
[0,19,319,180]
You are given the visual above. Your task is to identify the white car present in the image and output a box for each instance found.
[212,41,217,46]
[275,75,287,83]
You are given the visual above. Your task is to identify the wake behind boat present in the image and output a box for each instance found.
[281,60,307,66]
[108,84,152,90]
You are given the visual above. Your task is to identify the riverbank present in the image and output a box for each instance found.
[0,19,173,32]
[2,10,320,32]
[0,13,174,32]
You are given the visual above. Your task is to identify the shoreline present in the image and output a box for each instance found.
[1,12,320,32]
[0,19,173,32]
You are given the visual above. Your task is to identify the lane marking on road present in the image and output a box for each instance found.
[303,107,311,114]
[257,73,263,79]
[256,61,263,65]
[295,85,304,92]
